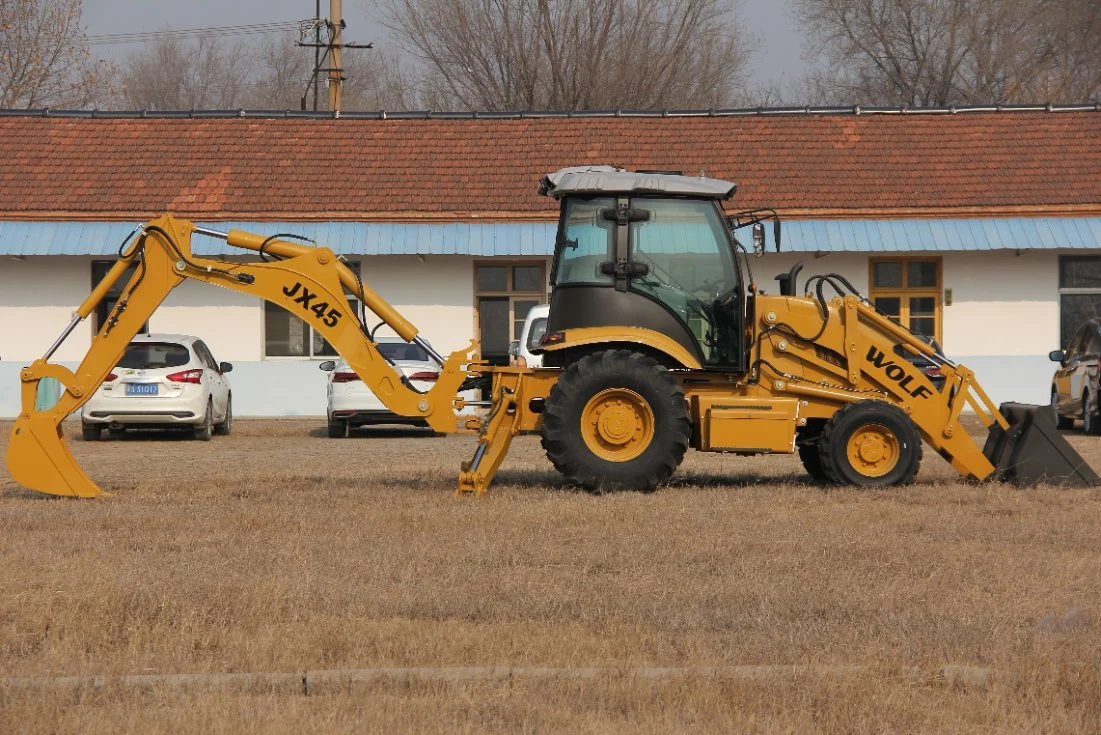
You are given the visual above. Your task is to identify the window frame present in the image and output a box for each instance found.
[867,256,943,344]
[474,260,549,362]
[1057,255,1101,350]
[90,259,149,335]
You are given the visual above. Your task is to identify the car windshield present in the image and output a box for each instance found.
[117,342,191,369]
[378,342,430,362]
[526,317,548,351]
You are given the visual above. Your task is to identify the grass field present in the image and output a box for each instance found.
[2,418,1100,733]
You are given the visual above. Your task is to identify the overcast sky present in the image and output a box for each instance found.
[81,0,809,98]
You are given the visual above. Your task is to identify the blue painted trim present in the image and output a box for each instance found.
[2,217,1100,256]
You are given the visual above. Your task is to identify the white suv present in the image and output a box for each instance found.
[80,334,232,440]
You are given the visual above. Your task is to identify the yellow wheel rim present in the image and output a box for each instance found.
[845,423,900,478]
[580,388,655,462]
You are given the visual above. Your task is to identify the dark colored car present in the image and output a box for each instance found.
[1049,318,1101,433]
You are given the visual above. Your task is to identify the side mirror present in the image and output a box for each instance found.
[319,360,336,371]
[752,222,765,257]
[1048,350,1065,363]
[219,361,233,374]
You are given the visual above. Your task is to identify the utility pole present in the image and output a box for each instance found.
[313,0,321,111]
[298,0,373,113]
[327,0,343,111]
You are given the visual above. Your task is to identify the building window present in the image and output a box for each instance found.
[91,260,148,334]
[1058,256,1101,348]
[263,261,361,358]
[868,257,941,342]
[475,262,546,364]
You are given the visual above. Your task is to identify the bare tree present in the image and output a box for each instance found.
[795,0,1100,106]
[0,0,111,107]
[114,34,252,110]
[379,0,753,110]
[113,30,413,112]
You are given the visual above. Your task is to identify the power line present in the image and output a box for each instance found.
[85,20,315,47]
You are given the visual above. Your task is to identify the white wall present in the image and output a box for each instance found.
[0,254,480,417]
[362,255,475,354]
[0,249,1061,416]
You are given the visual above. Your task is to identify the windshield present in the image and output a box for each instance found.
[628,198,739,365]
[526,317,548,351]
[378,342,430,362]
[117,342,191,369]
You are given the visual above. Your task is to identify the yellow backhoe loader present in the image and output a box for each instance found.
[7,167,1097,498]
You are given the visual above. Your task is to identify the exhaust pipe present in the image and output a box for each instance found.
[983,402,1100,486]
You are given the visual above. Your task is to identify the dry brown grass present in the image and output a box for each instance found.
[2,418,1100,733]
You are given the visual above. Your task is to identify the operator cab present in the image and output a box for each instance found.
[540,166,756,370]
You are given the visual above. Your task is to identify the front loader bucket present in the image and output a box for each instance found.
[983,402,1100,487]
[6,413,101,498]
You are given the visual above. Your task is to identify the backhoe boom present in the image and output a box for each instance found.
[7,216,476,498]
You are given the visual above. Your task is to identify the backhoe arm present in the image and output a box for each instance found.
[7,215,477,498]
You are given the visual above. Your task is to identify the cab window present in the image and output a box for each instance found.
[553,197,615,286]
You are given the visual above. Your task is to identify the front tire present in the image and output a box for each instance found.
[540,350,690,492]
[797,421,829,483]
[818,400,922,487]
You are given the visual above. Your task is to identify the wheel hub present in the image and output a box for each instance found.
[581,388,655,461]
[846,423,900,478]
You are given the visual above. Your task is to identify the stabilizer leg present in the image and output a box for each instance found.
[456,390,520,495]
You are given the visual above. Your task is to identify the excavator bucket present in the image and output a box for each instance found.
[983,402,1100,487]
[6,413,101,498]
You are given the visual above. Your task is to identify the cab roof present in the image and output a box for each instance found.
[539,166,737,201]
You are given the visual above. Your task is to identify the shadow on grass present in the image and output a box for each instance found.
[305,425,442,439]
[73,428,200,443]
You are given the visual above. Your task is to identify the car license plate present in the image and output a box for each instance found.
[125,383,158,396]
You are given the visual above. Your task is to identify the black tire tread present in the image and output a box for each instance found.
[818,400,923,487]
[540,350,690,492]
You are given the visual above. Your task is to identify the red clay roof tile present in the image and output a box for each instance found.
[0,112,1097,220]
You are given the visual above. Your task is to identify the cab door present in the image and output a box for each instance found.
[626,197,743,368]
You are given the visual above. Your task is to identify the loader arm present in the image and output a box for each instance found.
[754,291,1097,485]
[7,215,476,498]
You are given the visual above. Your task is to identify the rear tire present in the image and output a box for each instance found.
[818,400,922,487]
[797,422,829,483]
[1083,393,1100,435]
[1052,389,1073,430]
[327,419,349,438]
[540,350,690,492]
[214,396,232,436]
[193,400,213,441]
[81,423,102,441]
